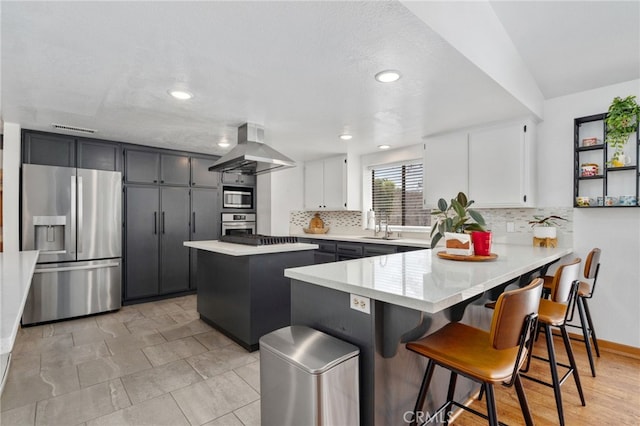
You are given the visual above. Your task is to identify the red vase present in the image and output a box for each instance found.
[471,231,492,256]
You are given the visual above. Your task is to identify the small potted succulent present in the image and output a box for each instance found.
[529,215,567,240]
[430,192,487,256]
[605,95,640,167]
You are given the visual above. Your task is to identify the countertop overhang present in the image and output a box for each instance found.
[285,244,572,314]
[184,240,319,256]
[1,250,39,356]
[292,232,431,248]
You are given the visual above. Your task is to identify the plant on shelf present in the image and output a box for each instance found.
[430,192,486,254]
[605,95,640,167]
[529,215,566,246]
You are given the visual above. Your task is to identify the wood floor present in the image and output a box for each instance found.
[454,333,640,425]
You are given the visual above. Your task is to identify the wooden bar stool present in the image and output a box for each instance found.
[524,258,585,426]
[542,249,601,377]
[405,278,543,426]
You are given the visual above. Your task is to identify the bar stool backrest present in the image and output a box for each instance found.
[551,258,581,304]
[584,248,601,280]
[490,278,543,350]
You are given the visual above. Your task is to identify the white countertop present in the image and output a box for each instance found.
[285,244,572,314]
[292,232,431,248]
[184,240,319,256]
[1,251,39,355]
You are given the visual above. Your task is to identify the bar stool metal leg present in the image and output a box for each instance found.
[544,323,566,426]
[484,383,499,426]
[560,325,586,406]
[514,374,534,426]
[576,296,597,376]
[411,360,436,426]
[444,372,457,426]
[582,297,600,357]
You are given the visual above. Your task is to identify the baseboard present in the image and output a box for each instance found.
[552,329,640,360]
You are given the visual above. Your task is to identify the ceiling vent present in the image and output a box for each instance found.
[51,123,97,134]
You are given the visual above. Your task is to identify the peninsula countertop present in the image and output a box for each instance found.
[292,232,431,248]
[1,250,39,356]
[184,240,319,256]
[285,244,572,314]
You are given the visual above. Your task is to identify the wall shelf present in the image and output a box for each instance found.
[574,112,639,208]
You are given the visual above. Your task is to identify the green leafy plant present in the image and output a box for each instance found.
[430,192,486,247]
[605,95,640,163]
[528,215,566,228]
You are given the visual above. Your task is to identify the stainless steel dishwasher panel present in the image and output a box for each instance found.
[22,259,122,325]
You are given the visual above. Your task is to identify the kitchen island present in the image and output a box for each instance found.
[284,244,572,425]
[184,240,318,351]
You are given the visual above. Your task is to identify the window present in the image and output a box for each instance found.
[371,162,430,226]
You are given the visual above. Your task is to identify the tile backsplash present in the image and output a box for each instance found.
[289,207,573,238]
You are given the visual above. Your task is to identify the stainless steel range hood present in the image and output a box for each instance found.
[209,123,296,175]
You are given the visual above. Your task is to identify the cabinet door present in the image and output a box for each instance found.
[323,156,347,210]
[304,160,325,210]
[221,172,256,185]
[125,186,159,299]
[468,123,525,207]
[22,132,75,167]
[160,154,190,186]
[160,187,191,294]
[125,149,160,184]
[189,188,220,289]
[423,132,468,208]
[77,139,121,171]
[191,156,220,187]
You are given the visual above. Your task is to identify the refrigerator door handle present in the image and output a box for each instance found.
[162,212,166,234]
[77,176,84,254]
[34,262,120,273]
[70,175,77,255]
[192,212,196,233]
[154,212,157,234]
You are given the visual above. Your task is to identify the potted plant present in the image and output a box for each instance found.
[605,95,640,167]
[529,215,566,246]
[430,192,487,256]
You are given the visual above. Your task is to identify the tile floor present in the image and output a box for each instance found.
[0,295,261,426]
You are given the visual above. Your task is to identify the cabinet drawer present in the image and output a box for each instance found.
[336,243,363,256]
[363,244,397,257]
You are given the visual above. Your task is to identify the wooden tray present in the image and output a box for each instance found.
[437,251,498,262]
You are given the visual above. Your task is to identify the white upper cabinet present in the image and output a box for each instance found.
[304,155,360,210]
[423,119,536,208]
[469,120,536,208]
[423,131,469,208]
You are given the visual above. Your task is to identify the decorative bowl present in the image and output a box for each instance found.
[576,196,593,207]
[580,163,599,177]
[303,227,330,234]
[604,196,618,206]
[618,195,637,206]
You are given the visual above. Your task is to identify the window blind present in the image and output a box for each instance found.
[371,162,429,226]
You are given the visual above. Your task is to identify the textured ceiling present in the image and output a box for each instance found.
[1,1,638,162]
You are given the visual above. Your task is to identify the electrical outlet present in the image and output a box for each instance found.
[506,222,515,233]
[350,294,370,314]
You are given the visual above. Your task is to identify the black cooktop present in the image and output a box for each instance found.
[219,234,299,246]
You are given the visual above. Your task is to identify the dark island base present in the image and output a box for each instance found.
[196,249,315,352]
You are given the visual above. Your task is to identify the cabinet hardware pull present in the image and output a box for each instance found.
[154,212,157,234]
[192,212,196,233]
[162,212,166,234]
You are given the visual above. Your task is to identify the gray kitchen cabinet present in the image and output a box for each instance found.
[363,244,397,257]
[125,186,160,299]
[336,242,363,260]
[221,172,256,186]
[161,154,190,186]
[125,149,160,184]
[77,138,121,171]
[125,149,190,185]
[189,188,220,289]
[22,131,76,167]
[125,186,191,300]
[191,156,220,187]
[160,187,191,294]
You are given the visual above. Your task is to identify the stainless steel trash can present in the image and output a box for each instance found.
[260,325,360,426]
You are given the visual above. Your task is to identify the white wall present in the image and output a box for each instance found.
[2,122,20,252]
[538,79,640,347]
[257,165,304,235]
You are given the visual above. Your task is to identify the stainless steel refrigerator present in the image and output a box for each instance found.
[21,164,122,324]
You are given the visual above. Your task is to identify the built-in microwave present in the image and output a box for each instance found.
[223,186,253,209]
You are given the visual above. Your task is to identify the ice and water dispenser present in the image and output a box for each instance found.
[33,216,67,253]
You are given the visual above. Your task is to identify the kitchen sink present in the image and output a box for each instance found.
[361,236,399,241]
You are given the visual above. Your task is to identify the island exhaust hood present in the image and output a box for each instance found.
[209,123,296,175]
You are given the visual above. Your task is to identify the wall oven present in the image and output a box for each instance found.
[223,186,254,209]
[221,213,256,236]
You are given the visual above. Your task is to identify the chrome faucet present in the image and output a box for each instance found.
[375,212,392,239]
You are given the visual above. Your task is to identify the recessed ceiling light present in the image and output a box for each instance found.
[218,140,230,148]
[375,70,401,83]
[168,89,193,100]
[378,144,391,150]
[340,134,353,141]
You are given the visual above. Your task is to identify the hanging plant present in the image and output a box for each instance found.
[605,95,640,164]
